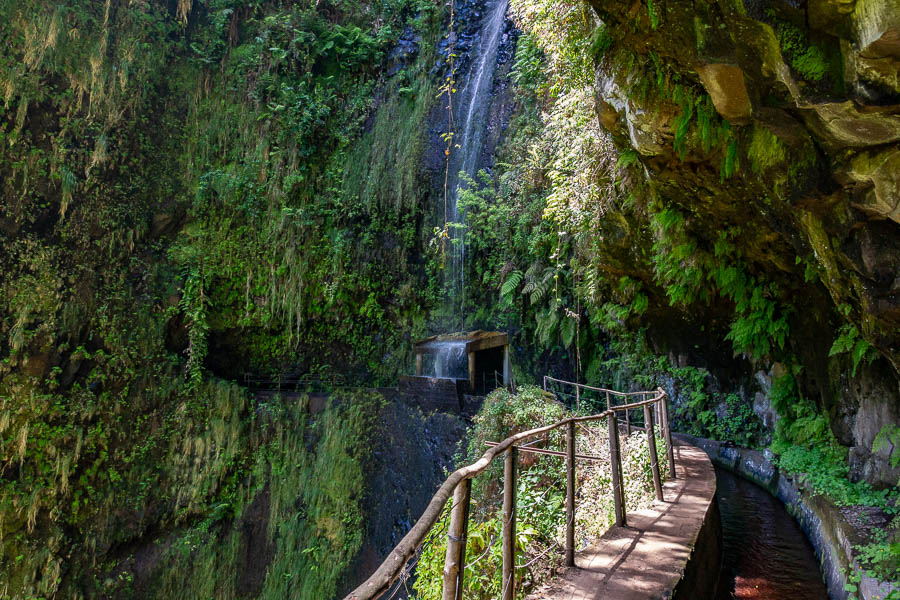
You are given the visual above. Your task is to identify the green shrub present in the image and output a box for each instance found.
[414,385,669,599]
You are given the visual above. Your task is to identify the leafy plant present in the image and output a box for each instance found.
[829,322,877,377]
[873,425,900,470]
[854,523,900,583]
[414,386,669,599]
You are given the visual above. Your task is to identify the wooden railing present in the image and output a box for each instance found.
[242,373,345,393]
[543,377,677,478]
[345,381,676,600]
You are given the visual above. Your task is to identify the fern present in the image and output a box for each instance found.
[527,267,556,306]
[647,0,660,30]
[59,166,77,219]
[616,150,639,170]
[560,314,576,348]
[720,137,739,181]
[672,95,694,160]
[179,265,209,389]
[500,270,523,303]
[535,308,560,346]
[632,292,649,314]
[829,323,877,376]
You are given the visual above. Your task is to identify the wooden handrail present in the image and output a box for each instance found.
[542,375,649,398]
[345,387,671,600]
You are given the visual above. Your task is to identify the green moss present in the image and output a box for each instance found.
[773,20,841,86]
[131,391,379,600]
[589,24,614,59]
[0,1,443,596]
[748,126,786,173]
[769,373,898,511]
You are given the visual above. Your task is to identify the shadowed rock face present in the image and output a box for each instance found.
[582,0,899,486]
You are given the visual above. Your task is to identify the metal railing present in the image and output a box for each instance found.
[345,380,676,600]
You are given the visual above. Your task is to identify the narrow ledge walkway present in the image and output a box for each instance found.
[526,441,717,600]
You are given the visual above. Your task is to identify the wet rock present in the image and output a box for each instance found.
[696,63,753,122]
[850,374,900,487]
[729,17,802,102]
[800,101,900,148]
[844,146,900,222]
[854,0,900,59]
[386,25,421,77]
[626,107,670,156]
[596,67,671,155]
[855,52,900,94]
[150,212,175,238]
[752,369,780,430]
[22,352,51,377]
[809,0,857,39]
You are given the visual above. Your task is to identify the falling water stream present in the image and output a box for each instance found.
[714,467,828,599]
[426,341,468,380]
[444,0,509,322]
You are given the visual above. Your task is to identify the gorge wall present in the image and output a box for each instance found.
[1,0,899,597]
[580,0,900,487]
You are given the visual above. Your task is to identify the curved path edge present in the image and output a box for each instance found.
[678,433,899,600]
[525,439,719,600]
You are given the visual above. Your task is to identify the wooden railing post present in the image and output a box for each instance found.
[565,420,576,566]
[659,393,676,479]
[502,447,517,600]
[575,385,580,411]
[346,380,681,600]
[442,479,472,600]
[605,391,610,411]
[542,376,547,392]
[625,407,632,436]
[608,411,626,527]
[643,404,664,502]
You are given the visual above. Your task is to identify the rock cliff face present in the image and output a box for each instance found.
[582,0,899,486]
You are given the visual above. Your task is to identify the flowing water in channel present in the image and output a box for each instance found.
[444,0,509,322]
[714,466,828,599]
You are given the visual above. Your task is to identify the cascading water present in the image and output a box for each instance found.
[444,0,510,323]
[429,341,468,380]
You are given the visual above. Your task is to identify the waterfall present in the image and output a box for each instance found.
[445,0,510,323]
[430,341,468,379]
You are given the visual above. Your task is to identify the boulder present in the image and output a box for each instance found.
[845,146,900,222]
[626,106,669,156]
[596,68,669,155]
[799,100,900,148]
[809,0,858,39]
[696,63,753,122]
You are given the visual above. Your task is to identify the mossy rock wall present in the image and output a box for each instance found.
[576,0,900,487]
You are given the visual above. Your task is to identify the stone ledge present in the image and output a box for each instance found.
[678,433,899,600]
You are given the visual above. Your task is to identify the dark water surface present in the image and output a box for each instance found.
[714,466,829,599]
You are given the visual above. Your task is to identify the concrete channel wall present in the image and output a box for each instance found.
[522,441,721,600]
[677,434,899,600]
[672,494,723,599]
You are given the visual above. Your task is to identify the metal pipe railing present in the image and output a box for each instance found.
[345,384,674,600]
